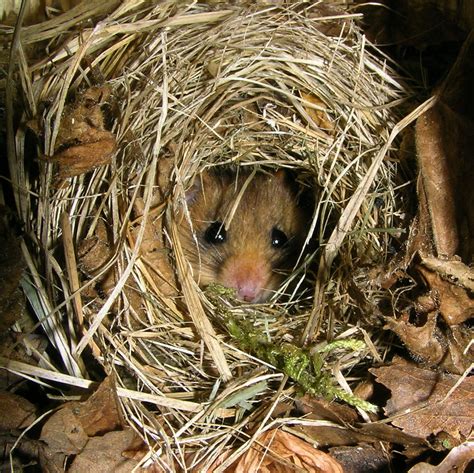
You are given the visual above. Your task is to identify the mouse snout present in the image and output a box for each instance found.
[235,279,261,302]
[221,256,272,303]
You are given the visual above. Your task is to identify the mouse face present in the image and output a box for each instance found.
[178,170,307,302]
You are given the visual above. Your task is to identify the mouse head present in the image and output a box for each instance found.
[179,169,308,303]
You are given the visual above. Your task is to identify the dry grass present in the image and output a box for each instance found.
[5,1,427,469]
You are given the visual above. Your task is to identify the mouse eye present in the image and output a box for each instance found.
[204,221,227,244]
[271,227,288,248]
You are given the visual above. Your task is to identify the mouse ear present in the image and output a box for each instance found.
[185,177,202,205]
[274,168,315,210]
[273,168,297,189]
[185,171,215,205]
[273,168,287,182]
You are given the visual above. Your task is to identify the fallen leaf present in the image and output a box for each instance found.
[305,3,350,37]
[295,395,359,424]
[414,32,474,262]
[384,312,446,366]
[54,85,112,146]
[30,85,117,179]
[39,405,88,471]
[77,219,112,277]
[39,376,126,471]
[122,437,177,473]
[49,134,117,178]
[0,391,36,430]
[72,375,124,436]
[418,268,474,326]
[408,441,474,473]
[291,415,424,450]
[39,444,68,473]
[291,423,366,449]
[419,255,474,293]
[68,429,140,473]
[129,196,178,298]
[1,433,40,470]
[0,333,49,391]
[385,303,473,374]
[446,325,474,374]
[371,359,474,441]
[395,33,474,376]
[208,429,344,472]
[402,33,474,382]
[40,407,88,454]
[358,423,426,448]
[415,104,460,257]
[417,256,474,325]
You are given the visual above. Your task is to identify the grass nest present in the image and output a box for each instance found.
[7,1,420,469]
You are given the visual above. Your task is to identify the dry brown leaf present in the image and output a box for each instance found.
[30,85,117,179]
[417,265,474,326]
[77,219,113,277]
[0,334,49,392]
[446,325,474,374]
[416,255,474,326]
[209,429,344,472]
[39,448,68,473]
[122,438,178,473]
[40,406,88,472]
[402,34,474,379]
[414,32,474,262]
[72,375,124,436]
[291,424,364,449]
[357,422,426,448]
[291,415,424,450]
[295,395,359,424]
[79,193,177,319]
[384,288,474,374]
[384,312,446,366]
[50,135,117,178]
[68,429,141,473]
[54,85,112,146]
[77,219,119,308]
[305,3,350,36]
[1,433,41,471]
[415,104,460,258]
[0,391,36,430]
[371,359,474,441]
[129,197,177,298]
[409,441,474,473]
[419,255,474,293]
[39,376,126,470]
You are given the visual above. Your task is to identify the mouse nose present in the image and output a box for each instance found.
[236,281,260,302]
[221,255,272,303]
[223,265,268,302]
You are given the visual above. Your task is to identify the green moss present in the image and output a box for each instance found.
[226,317,377,413]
